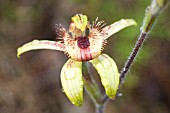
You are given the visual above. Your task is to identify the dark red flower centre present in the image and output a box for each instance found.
[77,36,90,49]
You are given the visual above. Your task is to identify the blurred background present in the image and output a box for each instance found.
[0,0,170,113]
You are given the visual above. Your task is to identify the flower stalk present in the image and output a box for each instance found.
[119,0,169,86]
[82,62,105,113]
[82,62,103,106]
[101,0,169,107]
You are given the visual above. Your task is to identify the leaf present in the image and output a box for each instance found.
[61,59,83,106]
[90,54,119,99]
[17,40,65,57]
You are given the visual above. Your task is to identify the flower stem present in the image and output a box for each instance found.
[82,0,169,112]
[82,62,104,113]
[101,0,169,104]
[95,104,104,113]
[119,0,169,86]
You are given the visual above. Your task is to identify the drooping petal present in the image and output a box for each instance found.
[17,40,65,58]
[61,59,83,106]
[102,19,137,39]
[90,54,119,99]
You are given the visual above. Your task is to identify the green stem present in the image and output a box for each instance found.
[82,62,104,113]
[119,0,169,86]
[102,0,169,104]
[82,0,169,111]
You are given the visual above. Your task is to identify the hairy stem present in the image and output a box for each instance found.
[82,0,169,112]
[96,105,104,113]
[119,0,169,86]
[101,0,169,104]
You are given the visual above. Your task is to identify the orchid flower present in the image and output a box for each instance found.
[17,14,136,106]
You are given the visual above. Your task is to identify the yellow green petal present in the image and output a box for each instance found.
[17,40,65,58]
[90,54,119,99]
[102,19,137,39]
[61,59,83,106]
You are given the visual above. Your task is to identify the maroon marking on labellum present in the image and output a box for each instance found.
[80,47,92,61]
[77,36,90,49]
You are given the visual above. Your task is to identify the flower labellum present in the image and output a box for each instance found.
[17,14,136,106]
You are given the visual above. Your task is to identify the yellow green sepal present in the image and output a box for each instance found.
[90,54,119,99]
[61,59,83,106]
[17,40,64,58]
[103,19,137,39]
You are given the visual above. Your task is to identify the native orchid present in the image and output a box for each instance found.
[17,14,136,106]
